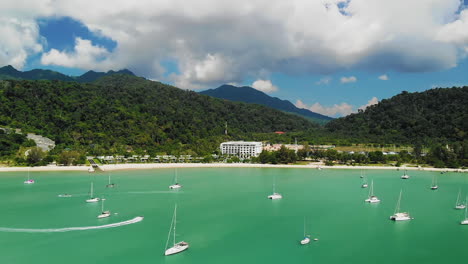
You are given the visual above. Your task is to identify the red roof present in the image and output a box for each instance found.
[274,131,285,134]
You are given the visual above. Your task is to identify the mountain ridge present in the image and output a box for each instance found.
[200,84,333,124]
[0,65,135,82]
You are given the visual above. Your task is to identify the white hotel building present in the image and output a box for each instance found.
[220,141,263,158]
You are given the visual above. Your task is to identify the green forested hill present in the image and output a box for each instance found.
[0,65,135,83]
[326,87,468,144]
[0,75,315,155]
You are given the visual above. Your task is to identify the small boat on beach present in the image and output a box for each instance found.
[164,204,189,256]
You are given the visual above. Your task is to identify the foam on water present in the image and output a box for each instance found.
[0,216,144,233]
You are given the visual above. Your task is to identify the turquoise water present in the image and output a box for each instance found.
[0,168,467,264]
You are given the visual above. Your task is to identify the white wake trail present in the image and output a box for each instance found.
[0,216,144,233]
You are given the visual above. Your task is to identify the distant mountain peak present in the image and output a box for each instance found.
[200,84,333,124]
[0,65,136,83]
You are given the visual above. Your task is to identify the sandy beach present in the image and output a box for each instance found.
[0,163,466,173]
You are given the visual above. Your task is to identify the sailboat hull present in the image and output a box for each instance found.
[268,193,282,199]
[165,242,189,256]
[86,198,100,203]
[169,184,182,189]
[390,213,412,221]
[300,238,310,245]
[461,220,468,225]
[365,197,380,203]
[97,211,111,219]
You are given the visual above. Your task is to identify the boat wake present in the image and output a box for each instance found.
[0,216,144,233]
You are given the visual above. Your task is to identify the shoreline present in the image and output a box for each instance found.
[0,163,466,173]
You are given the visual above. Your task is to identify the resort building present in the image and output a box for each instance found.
[220,141,263,158]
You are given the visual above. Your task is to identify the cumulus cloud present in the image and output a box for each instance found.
[251,79,279,93]
[0,17,43,69]
[358,97,379,110]
[41,37,113,70]
[315,76,332,85]
[296,99,355,117]
[340,76,357,83]
[296,96,379,117]
[378,74,389,80]
[1,0,468,88]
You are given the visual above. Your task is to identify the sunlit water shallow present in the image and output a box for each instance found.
[0,168,467,264]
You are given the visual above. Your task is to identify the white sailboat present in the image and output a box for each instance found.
[106,173,115,188]
[300,217,310,245]
[461,198,468,225]
[430,174,438,190]
[361,170,368,188]
[23,168,35,184]
[169,168,182,189]
[86,182,100,203]
[455,189,466,210]
[401,169,410,179]
[97,198,111,219]
[390,189,412,221]
[268,176,282,199]
[364,180,380,203]
[164,204,189,256]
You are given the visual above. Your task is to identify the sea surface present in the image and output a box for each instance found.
[0,168,467,264]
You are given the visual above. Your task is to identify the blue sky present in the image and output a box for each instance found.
[2,0,468,117]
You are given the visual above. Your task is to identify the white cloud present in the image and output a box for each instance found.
[378,74,389,80]
[315,76,332,85]
[0,17,43,69]
[41,37,113,70]
[296,96,379,117]
[1,0,468,88]
[251,79,279,93]
[358,97,379,110]
[296,99,355,117]
[340,76,357,83]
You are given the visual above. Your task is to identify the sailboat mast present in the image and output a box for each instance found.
[395,190,402,214]
[101,198,104,211]
[303,217,306,237]
[108,173,111,184]
[173,204,177,246]
[456,189,461,206]
[165,207,176,251]
[369,180,374,197]
[90,182,94,197]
